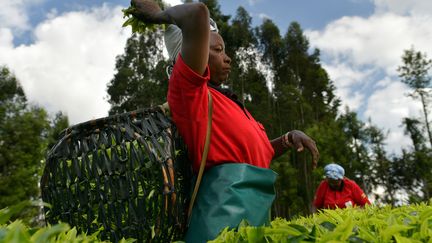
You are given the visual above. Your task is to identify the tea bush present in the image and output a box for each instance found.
[0,202,134,243]
[2,202,432,242]
[211,203,432,242]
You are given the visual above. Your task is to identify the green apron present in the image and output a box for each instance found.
[185,163,278,243]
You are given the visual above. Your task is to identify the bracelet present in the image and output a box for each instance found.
[282,132,292,148]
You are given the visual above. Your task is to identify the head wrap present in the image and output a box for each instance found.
[164,18,219,63]
[164,25,183,63]
[324,163,345,180]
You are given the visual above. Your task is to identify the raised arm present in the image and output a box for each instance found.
[132,0,210,75]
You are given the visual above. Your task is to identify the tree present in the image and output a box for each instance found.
[0,66,50,223]
[365,124,401,205]
[254,19,285,139]
[225,7,274,128]
[401,117,432,201]
[199,0,231,46]
[397,47,432,203]
[397,47,432,148]
[256,19,284,73]
[274,22,342,216]
[46,111,69,152]
[106,30,168,114]
[337,109,374,193]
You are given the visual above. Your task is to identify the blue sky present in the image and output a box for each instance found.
[14,0,375,44]
[1,0,432,155]
[219,0,374,30]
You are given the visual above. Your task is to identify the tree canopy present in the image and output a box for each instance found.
[0,66,69,224]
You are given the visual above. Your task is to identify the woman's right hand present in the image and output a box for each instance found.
[131,0,164,24]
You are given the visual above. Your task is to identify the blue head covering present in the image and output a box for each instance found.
[324,163,345,180]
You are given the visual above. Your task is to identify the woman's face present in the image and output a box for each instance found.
[328,178,342,190]
[208,32,231,86]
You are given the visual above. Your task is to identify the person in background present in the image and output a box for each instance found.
[312,163,371,212]
[131,1,320,242]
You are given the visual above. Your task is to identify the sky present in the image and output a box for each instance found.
[1,0,432,155]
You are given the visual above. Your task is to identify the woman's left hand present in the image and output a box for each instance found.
[131,0,164,23]
[285,130,319,169]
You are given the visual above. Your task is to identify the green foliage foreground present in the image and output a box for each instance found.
[0,202,134,243]
[2,202,432,242]
[211,203,432,243]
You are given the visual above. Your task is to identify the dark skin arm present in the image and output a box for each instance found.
[270,130,319,169]
[131,0,209,75]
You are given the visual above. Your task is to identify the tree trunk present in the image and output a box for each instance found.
[423,178,430,201]
[420,94,432,148]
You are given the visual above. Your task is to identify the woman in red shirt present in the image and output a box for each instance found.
[130,1,320,242]
[312,163,370,212]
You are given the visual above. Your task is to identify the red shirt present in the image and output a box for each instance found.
[167,55,274,172]
[313,178,370,209]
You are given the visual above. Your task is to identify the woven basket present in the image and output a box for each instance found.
[40,107,192,242]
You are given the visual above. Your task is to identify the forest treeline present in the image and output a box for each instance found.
[1,0,431,223]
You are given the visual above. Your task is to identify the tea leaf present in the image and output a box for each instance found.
[4,221,31,243]
[31,223,70,243]
[0,201,31,225]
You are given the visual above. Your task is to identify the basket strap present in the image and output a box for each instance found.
[187,90,213,223]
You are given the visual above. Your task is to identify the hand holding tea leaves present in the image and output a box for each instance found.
[122,0,166,33]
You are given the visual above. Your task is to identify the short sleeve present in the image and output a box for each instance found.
[168,54,211,120]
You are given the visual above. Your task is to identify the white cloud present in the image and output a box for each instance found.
[0,28,14,48]
[305,1,432,153]
[365,81,422,153]
[258,13,271,21]
[247,0,261,6]
[307,14,432,75]
[0,4,131,125]
[373,0,432,15]
[336,88,365,111]
[0,1,28,30]
[322,63,373,88]
[322,63,371,110]
[0,0,44,31]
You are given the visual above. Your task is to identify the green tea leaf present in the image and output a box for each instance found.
[419,218,431,239]
[31,223,70,243]
[381,225,413,242]
[393,234,421,243]
[0,201,31,225]
[64,227,77,241]
[4,221,31,243]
